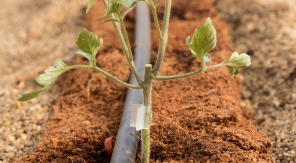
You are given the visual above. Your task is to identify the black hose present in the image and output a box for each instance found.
[110,2,151,163]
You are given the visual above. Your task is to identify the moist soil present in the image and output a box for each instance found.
[14,0,272,162]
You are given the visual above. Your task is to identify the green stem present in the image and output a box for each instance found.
[152,0,172,75]
[67,65,141,89]
[200,58,206,71]
[117,13,133,60]
[148,0,162,40]
[141,64,153,163]
[101,0,143,85]
[152,62,225,81]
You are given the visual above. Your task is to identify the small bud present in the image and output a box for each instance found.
[104,0,124,16]
[224,52,251,75]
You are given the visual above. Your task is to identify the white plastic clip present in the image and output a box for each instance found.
[130,104,150,131]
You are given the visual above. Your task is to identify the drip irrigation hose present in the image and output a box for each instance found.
[110,2,151,163]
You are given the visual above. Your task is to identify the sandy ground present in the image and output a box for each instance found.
[0,0,85,162]
[214,0,296,162]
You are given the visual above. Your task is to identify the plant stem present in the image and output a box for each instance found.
[141,64,153,163]
[148,0,162,40]
[101,0,143,85]
[152,0,172,75]
[152,62,225,81]
[117,13,133,60]
[67,65,141,89]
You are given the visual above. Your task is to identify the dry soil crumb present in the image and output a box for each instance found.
[214,0,296,162]
[0,0,85,162]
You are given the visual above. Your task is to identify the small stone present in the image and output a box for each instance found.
[16,130,24,135]
[288,150,295,156]
[5,152,15,158]
[24,141,33,147]
[13,139,21,148]
[283,152,290,156]
[36,125,42,131]
[8,135,16,142]
[5,146,17,152]
[20,134,27,141]
[280,133,285,140]
[15,151,24,157]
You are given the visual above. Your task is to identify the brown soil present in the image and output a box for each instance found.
[15,0,272,162]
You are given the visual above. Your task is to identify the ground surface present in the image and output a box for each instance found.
[0,0,85,162]
[214,0,296,162]
[0,0,294,163]
[13,0,272,162]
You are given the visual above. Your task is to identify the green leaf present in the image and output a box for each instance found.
[186,17,216,61]
[75,28,103,57]
[123,0,136,7]
[227,67,240,76]
[122,5,136,19]
[17,87,50,101]
[36,61,67,86]
[75,50,94,66]
[97,18,119,25]
[86,0,95,13]
[104,0,124,16]
[224,52,251,76]
[18,61,68,101]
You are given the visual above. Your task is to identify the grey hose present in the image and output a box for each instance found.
[110,2,151,163]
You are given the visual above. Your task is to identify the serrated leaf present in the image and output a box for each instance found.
[17,87,49,101]
[45,61,67,75]
[224,52,251,76]
[97,18,119,25]
[36,74,54,86]
[36,61,67,87]
[123,0,136,7]
[224,52,251,68]
[186,18,216,61]
[86,0,95,13]
[122,5,136,19]
[75,28,103,57]
[18,61,68,101]
[75,50,94,66]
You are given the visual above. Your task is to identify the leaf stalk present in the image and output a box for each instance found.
[148,0,162,40]
[152,62,225,81]
[67,65,141,89]
[152,0,172,75]
[102,0,143,85]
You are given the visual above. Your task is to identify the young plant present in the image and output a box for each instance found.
[18,0,251,162]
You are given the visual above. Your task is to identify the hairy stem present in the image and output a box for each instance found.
[152,0,172,75]
[117,13,133,60]
[101,0,143,85]
[141,64,153,163]
[67,65,141,89]
[148,0,162,40]
[152,62,225,81]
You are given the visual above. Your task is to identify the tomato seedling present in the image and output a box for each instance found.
[18,0,251,162]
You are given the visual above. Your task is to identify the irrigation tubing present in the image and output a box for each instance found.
[110,2,151,163]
